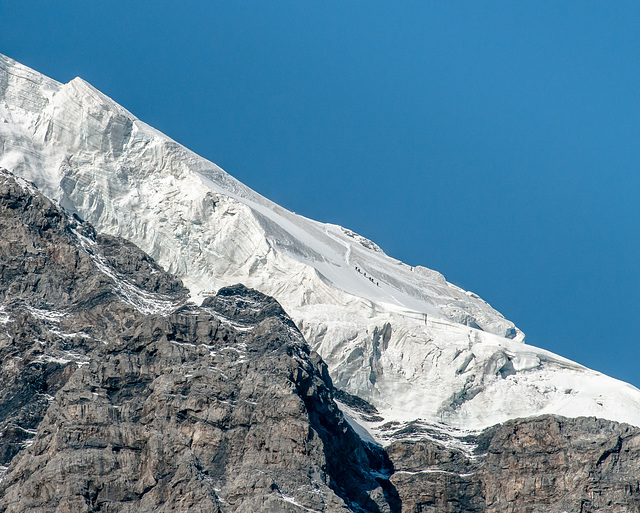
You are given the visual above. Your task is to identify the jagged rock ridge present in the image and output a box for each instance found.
[0,171,399,512]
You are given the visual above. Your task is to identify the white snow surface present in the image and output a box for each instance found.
[2,53,640,433]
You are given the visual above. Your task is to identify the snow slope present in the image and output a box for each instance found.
[2,53,640,435]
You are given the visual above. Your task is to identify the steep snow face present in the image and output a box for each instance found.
[2,53,640,431]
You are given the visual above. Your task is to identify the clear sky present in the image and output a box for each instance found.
[2,2,639,387]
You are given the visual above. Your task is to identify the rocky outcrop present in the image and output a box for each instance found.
[0,292,397,512]
[0,171,397,512]
[0,171,188,473]
[384,416,640,512]
[481,416,640,513]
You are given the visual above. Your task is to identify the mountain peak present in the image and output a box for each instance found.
[2,54,640,434]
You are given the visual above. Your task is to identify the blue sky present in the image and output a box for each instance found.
[2,2,639,387]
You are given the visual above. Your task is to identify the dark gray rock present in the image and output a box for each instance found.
[385,415,640,512]
[480,416,640,513]
[0,170,397,512]
[0,171,189,471]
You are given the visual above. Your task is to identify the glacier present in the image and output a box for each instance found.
[2,52,640,438]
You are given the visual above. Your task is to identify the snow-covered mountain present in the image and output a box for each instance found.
[2,53,639,436]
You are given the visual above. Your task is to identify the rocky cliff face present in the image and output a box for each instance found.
[384,415,640,512]
[1,169,639,512]
[0,171,397,512]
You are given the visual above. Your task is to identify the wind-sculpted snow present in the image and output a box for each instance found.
[3,52,640,433]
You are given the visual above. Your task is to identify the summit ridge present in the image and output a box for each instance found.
[2,53,640,435]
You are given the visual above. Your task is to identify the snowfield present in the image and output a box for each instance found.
[2,52,640,438]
